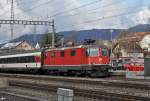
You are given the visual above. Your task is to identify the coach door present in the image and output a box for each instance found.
[60,50,65,66]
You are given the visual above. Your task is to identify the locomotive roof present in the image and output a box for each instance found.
[46,45,108,51]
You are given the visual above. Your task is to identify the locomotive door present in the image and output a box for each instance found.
[60,50,65,66]
[70,49,77,66]
[50,51,55,65]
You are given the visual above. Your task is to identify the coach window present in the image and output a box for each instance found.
[51,51,55,58]
[9,58,12,63]
[71,50,76,56]
[0,59,3,63]
[26,56,29,63]
[23,57,28,63]
[5,58,8,63]
[60,51,65,57]
[1,59,4,63]
[19,57,23,63]
[30,56,35,62]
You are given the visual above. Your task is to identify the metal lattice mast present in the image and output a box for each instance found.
[52,19,55,48]
[10,0,14,40]
[1,0,55,48]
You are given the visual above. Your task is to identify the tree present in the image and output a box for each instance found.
[42,32,60,48]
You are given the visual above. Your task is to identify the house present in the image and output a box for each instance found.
[113,32,150,62]
[140,34,150,51]
[0,41,35,50]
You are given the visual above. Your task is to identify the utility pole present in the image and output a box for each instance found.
[52,19,55,48]
[10,0,14,40]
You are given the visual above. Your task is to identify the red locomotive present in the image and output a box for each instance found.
[0,45,110,77]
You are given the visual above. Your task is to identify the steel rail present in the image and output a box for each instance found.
[0,73,149,90]
[8,80,150,101]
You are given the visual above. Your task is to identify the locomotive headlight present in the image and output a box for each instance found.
[99,58,102,62]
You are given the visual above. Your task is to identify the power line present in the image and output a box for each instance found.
[16,0,37,6]
[0,0,54,19]
[57,6,150,31]
[47,0,102,18]
[52,0,126,18]
[25,0,125,20]
[16,0,54,15]
[0,0,43,17]
[51,0,149,21]
[13,0,101,19]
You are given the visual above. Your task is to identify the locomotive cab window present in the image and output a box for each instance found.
[51,51,55,58]
[70,50,76,56]
[102,49,108,56]
[60,51,65,57]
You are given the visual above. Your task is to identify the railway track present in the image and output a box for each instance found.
[0,73,150,100]
[0,73,149,90]
[0,91,39,101]
[8,80,150,101]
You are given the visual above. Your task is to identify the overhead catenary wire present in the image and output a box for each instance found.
[0,0,124,20]
[0,0,54,19]
[57,6,150,31]
[1,2,149,32]
[0,0,41,17]
[62,1,125,17]
[47,0,102,18]
[16,0,37,6]
[10,0,103,19]
[1,9,149,35]
[23,0,126,20]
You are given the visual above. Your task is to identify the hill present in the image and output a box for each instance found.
[10,24,150,45]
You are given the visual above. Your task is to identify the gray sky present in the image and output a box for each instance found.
[0,0,149,43]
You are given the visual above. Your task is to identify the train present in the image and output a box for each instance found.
[0,45,111,77]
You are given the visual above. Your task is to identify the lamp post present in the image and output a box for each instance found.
[60,35,64,47]
[110,29,114,66]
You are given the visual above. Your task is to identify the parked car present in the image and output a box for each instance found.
[123,62,144,71]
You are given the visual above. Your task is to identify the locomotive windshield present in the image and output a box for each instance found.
[87,48,99,56]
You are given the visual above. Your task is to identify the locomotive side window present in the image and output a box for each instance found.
[102,49,108,56]
[71,50,76,56]
[87,48,99,56]
[60,51,65,57]
[51,51,55,58]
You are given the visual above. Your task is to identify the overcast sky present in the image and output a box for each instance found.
[0,0,150,43]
